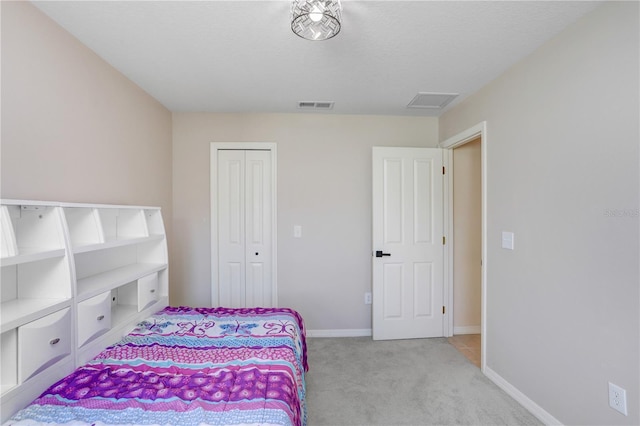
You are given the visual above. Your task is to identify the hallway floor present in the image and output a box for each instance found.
[448,334,481,368]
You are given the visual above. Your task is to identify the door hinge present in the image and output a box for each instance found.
[442,166,445,175]
[442,236,446,245]
[442,306,445,314]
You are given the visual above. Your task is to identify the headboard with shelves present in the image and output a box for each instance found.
[0,199,169,422]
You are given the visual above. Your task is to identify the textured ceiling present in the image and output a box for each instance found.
[32,1,602,116]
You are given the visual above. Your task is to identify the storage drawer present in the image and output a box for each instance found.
[137,272,158,312]
[18,308,71,382]
[77,292,111,347]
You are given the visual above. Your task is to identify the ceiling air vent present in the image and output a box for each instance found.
[407,92,458,109]
[298,101,334,110]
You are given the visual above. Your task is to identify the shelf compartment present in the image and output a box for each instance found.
[144,209,165,236]
[1,257,72,332]
[7,205,65,255]
[2,204,66,261]
[72,234,164,254]
[0,248,66,267]
[112,304,139,329]
[63,207,104,248]
[76,263,167,302]
[98,208,148,241]
[0,299,72,334]
[111,282,139,328]
[66,207,152,253]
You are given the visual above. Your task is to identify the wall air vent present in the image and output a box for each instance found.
[407,92,458,109]
[297,101,334,110]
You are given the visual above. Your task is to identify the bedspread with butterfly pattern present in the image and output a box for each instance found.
[7,306,308,426]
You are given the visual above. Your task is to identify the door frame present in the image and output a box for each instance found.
[210,142,278,307]
[439,122,487,372]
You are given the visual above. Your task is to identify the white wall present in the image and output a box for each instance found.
[1,1,172,220]
[440,2,639,424]
[171,113,438,330]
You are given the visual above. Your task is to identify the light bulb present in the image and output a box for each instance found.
[309,4,323,22]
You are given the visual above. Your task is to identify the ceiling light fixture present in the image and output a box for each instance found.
[291,0,342,41]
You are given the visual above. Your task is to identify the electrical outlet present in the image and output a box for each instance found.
[364,292,372,305]
[608,382,628,416]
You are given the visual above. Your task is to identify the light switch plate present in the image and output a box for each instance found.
[501,231,514,250]
[294,225,302,238]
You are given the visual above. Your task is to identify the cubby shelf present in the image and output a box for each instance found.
[76,262,167,302]
[112,304,138,327]
[72,234,164,254]
[0,299,71,334]
[0,249,66,267]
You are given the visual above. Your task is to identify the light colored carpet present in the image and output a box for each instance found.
[305,337,542,425]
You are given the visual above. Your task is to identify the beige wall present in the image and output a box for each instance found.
[172,113,438,330]
[440,2,639,425]
[452,137,481,330]
[1,1,172,227]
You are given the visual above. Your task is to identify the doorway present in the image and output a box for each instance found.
[447,137,482,366]
[440,122,487,372]
[210,142,278,308]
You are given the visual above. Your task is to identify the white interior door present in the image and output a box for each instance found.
[372,147,444,340]
[217,149,273,308]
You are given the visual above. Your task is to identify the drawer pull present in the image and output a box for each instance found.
[49,338,60,345]
[150,289,156,293]
[97,315,105,321]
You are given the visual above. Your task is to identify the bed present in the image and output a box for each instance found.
[6,306,308,426]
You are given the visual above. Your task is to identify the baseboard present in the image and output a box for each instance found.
[306,329,372,338]
[454,325,481,335]
[484,366,563,425]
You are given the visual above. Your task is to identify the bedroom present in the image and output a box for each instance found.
[1,1,638,425]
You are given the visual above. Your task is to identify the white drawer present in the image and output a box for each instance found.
[77,292,111,347]
[137,272,158,312]
[18,308,71,382]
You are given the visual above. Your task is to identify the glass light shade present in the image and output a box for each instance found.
[291,0,342,41]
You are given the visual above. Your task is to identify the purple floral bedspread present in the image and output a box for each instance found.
[8,306,308,426]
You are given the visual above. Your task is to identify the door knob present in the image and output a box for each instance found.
[375,250,391,257]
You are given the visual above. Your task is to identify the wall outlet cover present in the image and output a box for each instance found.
[608,382,628,416]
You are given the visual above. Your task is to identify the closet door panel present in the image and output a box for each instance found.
[218,150,246,307]
[245,150,272,307]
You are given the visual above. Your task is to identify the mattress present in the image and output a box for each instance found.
[6,306,307,426]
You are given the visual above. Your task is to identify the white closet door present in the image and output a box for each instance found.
[244,150,272,307]
[218,150,245,307]
[217,150,272,308]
